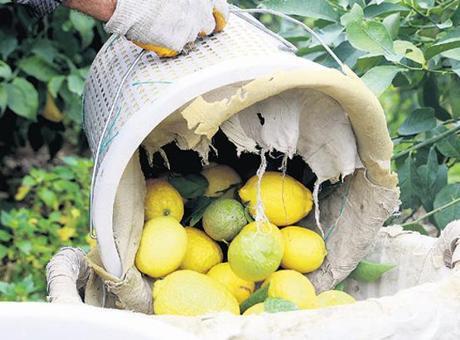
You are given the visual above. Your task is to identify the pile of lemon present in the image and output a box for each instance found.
[136,164,356,316]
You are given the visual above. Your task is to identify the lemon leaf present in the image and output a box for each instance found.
[240,284,269,313]
[334,281,346,291]
[185,196,215,226]
[169,173,208,199]
[264,298,298,313]
[350,260,395,283]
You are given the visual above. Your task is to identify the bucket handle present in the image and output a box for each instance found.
[230,6,347,73]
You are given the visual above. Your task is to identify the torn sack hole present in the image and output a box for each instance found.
[257,112,265,125]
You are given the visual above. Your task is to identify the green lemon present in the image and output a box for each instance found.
[203,198,247,241]
[228,221,284,281]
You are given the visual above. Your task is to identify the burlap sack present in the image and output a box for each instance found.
[75,65,400,312]
[46,221,460,339]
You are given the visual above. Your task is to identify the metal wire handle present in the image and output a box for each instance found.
[231,6,346,72]
[89,49,146,238]
[88,7,347,239]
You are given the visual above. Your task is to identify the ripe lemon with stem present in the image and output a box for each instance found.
[144,178,184,221]
[207,262,255,303]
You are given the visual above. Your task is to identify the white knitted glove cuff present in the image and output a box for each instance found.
[105,0,162,36]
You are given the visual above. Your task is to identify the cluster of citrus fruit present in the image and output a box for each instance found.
[135,164,356,316]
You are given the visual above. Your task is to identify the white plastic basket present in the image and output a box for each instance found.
[83,10,342,278]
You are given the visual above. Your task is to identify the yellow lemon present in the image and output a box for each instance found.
[239,172,313,226]
[317,290,356,308]
[281,226,327,273]
[180,227,223,273]
[263,270,317,309]
[43,92,64,122]
[242,302,265,316]
[207,262,255,303]
[201,164,241,197]
[228,221,284,282]
[144,179,184,221]
[153,270,239,316]
[135,216,187,278]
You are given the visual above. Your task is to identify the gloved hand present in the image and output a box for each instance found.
[105,0,229,57]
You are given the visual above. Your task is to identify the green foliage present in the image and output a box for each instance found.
[0,3,106,160]
[0,157,93,301]
[264,297,298,312]
[350,260,395,283]
[240,284,270,313]
[257,0,460,230]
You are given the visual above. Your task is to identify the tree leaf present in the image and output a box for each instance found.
[350,260,395,283]
[364,3,409,18]
[184,196,216,226]
[425,28,460,59]
[16,240,32,255]
[334,281,346,291]
[18,56,59,82]
[6,78,38,120]
[382,12,400,39]
[402,223,429,235]
[31,39,58,64]
[416,147,447,211]
[70,11,95,34]
[240,284,269,313]
[398,108,436,136]
[361,65,403,96]
[0,229,11,242]
[422,76,451,121]
[70,11,96,48]
[0,61,12,80]
[0,31,17,59]
[340,4,363,27]
[397,155,422,210]
[264,298,298,313]
[168,174,208,199]
[260,0,338,22]
[436,133,460,158]
[394,40,425,65]
[67,74,85,96]
[433,184,460,229]
[0,83,7,115]
[0,244,7,259]
[346,20,397,60]
[37,188,59,210]
[48,76,66,98]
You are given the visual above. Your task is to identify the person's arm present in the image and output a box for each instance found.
[64,0,116,22]
[16,0,115,20]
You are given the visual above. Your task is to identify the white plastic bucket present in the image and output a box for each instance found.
[83,11,339,278]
